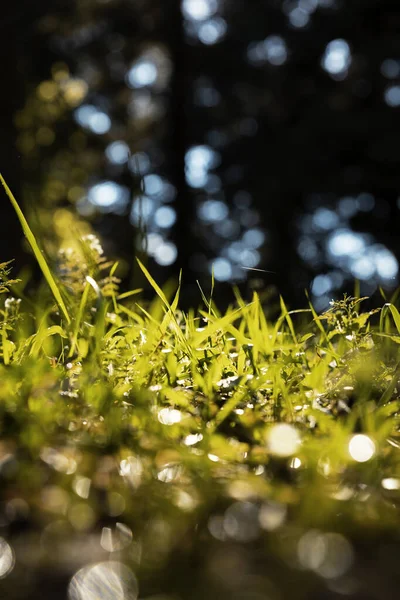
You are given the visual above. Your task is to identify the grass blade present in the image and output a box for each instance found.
[280,296,297,344]
[68,281,91,358]
[0,173,71,325]
[136,257,169,307]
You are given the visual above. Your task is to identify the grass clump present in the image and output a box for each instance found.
[1,179,400,599]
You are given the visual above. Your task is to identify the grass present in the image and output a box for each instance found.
[1,177,400,598]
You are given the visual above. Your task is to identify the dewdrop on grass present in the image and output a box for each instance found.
[266,423,301,457]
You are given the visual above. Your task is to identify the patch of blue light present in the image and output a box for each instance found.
[130,196,154,225]
[247,35,288,66]
[88,181,130,213]
[311,274,333,297]
[126,60,158,89]
[312,207,340,231]
[384,85,400,107]
[129,152,151,175]
[153,242,178,266]
[154,206,177,228]
[242,228,266,249]
[141,174,176,203]
[210,258,232,282]
[372,246,398,279]
[327,229,366,257]
[105,141,130,165]
[288,7,310,28]
[198,18,227,45]
[321,39,351,78]
[74,105,111,135]
[197,200,229,223]
[182,0,218,21]
[185,145,220,188]
[350,256,375,280]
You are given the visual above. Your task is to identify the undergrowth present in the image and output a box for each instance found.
[1,175,400,598]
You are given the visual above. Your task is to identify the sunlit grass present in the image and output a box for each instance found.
[2,177,400,597]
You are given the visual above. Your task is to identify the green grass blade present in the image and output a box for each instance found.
[2,328,10,365]
[68,281,91,358]
[305,289,337,357]
[388,304,400,335]
[117,289,143,300]
[280,295,297,344]
[30,325,67,358]
[137,257,169,307]
[193,304,251,347]
[170,269,182,314]
[0,173,71,325]
[380,303,400,336]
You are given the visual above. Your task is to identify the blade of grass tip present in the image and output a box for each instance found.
[159,271,181,334]
[209,264,215,319]
[379,303,400,335]
[68,281,91,358]
[196,280,210,309]
[0,173,71,325]
[117,289,143,300]
[305,289,337,355]
[388,304,400,336]
[85,275,108,353]
[379,360,400,406]
[137,259,190,351]
[379,303,391,337]
[280,296,297,344]
[353,278,360,299]
[170,269,182,313]
[379,286,387,302]
[390,287,400,306]
[196,280,218,318]
[109,260,119,308]
[193,304,252,347]
[136,257,169,307]
[118,303,143,323]
[110,261,119,277]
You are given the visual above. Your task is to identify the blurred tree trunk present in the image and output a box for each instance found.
[164,1,199,304]
[0,1,54,269]
[0,10,26,266]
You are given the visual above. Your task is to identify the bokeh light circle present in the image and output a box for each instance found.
[68,561,138,600]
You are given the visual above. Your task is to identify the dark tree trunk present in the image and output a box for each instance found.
[164,0,199,305]
[0,0,56,270]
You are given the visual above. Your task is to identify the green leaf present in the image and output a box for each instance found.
[378,361,400,406]
[0,173,71,325]
[193,304,251,347]
[116,289,143,300]
[30,325,67,358]
[380,303,400,336]
[280,296,297,344]
[68,281,91,358]
[136,257,169,308]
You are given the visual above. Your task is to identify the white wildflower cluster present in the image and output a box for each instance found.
[83,234,104,256]
[4,297,21,311]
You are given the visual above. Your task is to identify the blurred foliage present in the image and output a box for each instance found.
[0,262,21,295]
[6,0,400,310]
[13,0,174,281]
